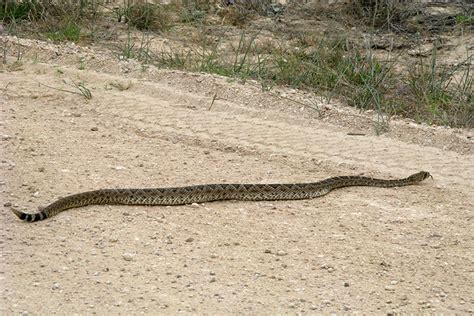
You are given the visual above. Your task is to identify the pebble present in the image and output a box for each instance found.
[52,283,60,290]
[185,237,194,242]
[90,127,98,131]
[276,250,287,256]
[122,253,135,261]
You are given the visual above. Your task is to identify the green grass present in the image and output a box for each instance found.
[456,15,474,26]
[46,22,81,42]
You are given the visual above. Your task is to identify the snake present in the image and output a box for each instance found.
[11,171,432,222]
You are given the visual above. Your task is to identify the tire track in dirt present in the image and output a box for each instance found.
[93,84,472,194]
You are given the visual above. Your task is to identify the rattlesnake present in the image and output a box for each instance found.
[12,171,431,222]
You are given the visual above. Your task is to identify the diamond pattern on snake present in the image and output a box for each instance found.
[12,171,432,222]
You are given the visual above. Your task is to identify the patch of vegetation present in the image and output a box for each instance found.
[46,22,81,42]
[156,32,472,128]
[125,2,170,31]
[346,0,417,31]
[1,0,471,128]
[1,0,100,42]
[0,0,40,23]
[455,14,474,26]
[218,0,274,26]
[401,50,472,127]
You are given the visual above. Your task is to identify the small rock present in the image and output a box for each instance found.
[209,277,216,283]
[122,253,135,261]
[264,249,272,254]
[276,250,287,256]
[52,283,60,290]
[90,127,98,131]
[4,202,12,207]
[344,282,350,287]
[385,285,395,291]
[1,134,12,141]
[38,167,45,172]
[185,237,194,242]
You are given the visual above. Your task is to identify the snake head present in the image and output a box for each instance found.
[408,171,432,183]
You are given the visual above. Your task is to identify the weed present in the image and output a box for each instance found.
[78,57,86,70]
[119,26,153,63]
[455,14,474,26]
[46,22,81,42]
[37,79,92,100]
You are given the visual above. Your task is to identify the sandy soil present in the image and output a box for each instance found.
[0,35,473,314]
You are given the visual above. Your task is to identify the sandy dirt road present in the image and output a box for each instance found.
[1,37,473,314]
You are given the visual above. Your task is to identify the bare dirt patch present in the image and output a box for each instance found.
[1,29,473,315]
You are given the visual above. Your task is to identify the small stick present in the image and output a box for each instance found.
[208,93,217,111]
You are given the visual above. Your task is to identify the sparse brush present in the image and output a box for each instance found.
[401,48,472,127]
[0,0,41,23]
[125,2,170,31]
[218,0,273,26]
[1,0,100,42]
